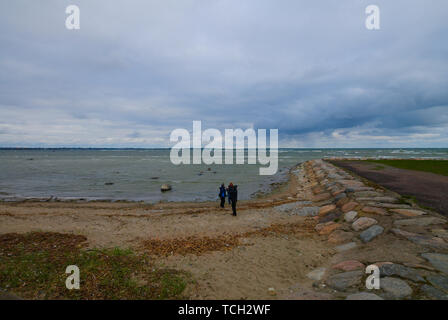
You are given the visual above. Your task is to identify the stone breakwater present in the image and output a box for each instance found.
[286,159,448,300]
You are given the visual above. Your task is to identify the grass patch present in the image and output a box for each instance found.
[366,159,448,176]
[0,232,190,300]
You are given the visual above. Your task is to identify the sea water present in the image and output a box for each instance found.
[0,148,447,202]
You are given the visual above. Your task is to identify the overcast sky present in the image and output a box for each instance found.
[0,0,447,148]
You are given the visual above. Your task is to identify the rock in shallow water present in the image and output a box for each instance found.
[160,184,172,192]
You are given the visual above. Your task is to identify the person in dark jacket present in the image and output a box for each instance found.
[219,183,226,208]
[226,185,231,204]
[227,183,238,216]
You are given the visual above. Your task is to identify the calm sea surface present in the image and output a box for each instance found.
[0,148,447,202]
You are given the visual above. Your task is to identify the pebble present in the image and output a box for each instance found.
[344,211,358,222]
[380,277,412,299]
[296,206,320,216]
[392,229,448,249]
[362,206,388,216]
[379,263,425,282]
[328,230,355,244]
[360,225,384,242]
[353,191,383,198]
[326,270,363,291]
[332,260,365,272]
[432,228,448,240]
[334,193,347,201]
[319,204,336,216]
[342,201,358,213]
[391,209,427,217]
[313,192,332,202]
[318,211,341,224]
[420,284,448,300]
[335,242,358,252]
[319,223,342,235]
[394,217,446,227]
[352,217,378,231]
[426,275,448,292]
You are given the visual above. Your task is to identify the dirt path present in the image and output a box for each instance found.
[329,160,448,217]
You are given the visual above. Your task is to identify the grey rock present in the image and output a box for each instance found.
[393,229,448,249]
[344,211,358,222]
[334,193,347,201]
[318,211,341,223]
[296,206,320,217]
[379,264,425,282]
[394,217,446,227]
[421,253,448,274]
[420,284,448,300]
[372,196,400,203]
[426,275,448,293]
[352,217,378,231]
[345,292,384,300]
[360,225,384,243]
[353,191,383,198]
[380,277,412,299]
[326,271,363,291]
[335,242,357,252]
[160,184,172,192]
[365,202,412,209]
[275,202,312,213]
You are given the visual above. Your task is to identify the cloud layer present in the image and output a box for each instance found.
[0,0,447,147]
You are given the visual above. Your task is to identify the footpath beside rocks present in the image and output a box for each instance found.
[286,159,448,300]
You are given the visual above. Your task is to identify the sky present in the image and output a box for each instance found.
[0,0,447,148]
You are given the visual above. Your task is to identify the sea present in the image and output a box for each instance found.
[0,148,447,203]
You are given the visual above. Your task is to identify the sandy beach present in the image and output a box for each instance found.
[2,159,448,300]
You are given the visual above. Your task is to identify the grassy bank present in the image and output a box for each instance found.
[0,232,190,300]
[366,159,448,176]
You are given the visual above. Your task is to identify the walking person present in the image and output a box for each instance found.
[228,183,238,216]
[226,185,231,204]
[219,183,226,208]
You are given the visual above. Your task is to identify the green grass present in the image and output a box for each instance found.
[0,232,190,300]
[366,159,448,176]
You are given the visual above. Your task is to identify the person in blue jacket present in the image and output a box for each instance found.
[219,183,226,208]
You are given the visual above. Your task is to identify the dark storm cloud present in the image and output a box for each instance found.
[0,0,447,147]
